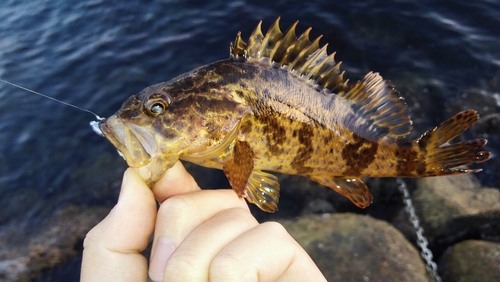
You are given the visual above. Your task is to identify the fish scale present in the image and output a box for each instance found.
[98,19,490,212]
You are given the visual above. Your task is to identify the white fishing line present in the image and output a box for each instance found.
[0,78,104,121]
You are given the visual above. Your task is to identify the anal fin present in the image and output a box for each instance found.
[309,175,373,208]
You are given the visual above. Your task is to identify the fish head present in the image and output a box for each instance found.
[98,86,184,183]
[99,77,250,184]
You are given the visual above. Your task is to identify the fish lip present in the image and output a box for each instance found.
[98,117,152,168]
[127,123,159,158]
[99,117,178,184]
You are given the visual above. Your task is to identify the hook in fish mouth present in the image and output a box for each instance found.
[90,120,105,137]
[91,119,128,160]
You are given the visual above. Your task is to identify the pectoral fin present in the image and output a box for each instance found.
[309,175,373,208]
[223,140,255,197]
[223,140,280,212]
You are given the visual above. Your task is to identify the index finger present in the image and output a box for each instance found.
[152,161,201,202]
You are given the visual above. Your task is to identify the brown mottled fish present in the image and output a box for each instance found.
[98,19,490,212]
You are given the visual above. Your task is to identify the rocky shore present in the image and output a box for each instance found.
[1,173,498,281]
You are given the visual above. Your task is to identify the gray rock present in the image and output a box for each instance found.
[279,213,428,282]
[0,205,108,282]
[393,174,500,245]
[439,240,500,282]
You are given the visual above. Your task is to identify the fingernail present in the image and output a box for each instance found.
[149,236,176,282]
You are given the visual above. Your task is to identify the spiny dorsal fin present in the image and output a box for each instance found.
[230,18,344,91]
[230,18,412,140]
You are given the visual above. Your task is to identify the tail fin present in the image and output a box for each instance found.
[414,110,490,176]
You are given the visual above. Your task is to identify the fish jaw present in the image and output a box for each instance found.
[99,115,152,167]
[99,115,178,184]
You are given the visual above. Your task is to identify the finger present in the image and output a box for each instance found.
[152,161,200,202]
[210,222,327,282]
[162,207,259,281]
[148,189,248,281]
[81,168,157,282]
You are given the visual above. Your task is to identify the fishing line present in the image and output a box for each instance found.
[0,78,104,121]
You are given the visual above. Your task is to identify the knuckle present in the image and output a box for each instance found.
[83,222,109,250]
[210,253,257,281]
[225,207,257,223]
[157,195,192,220]
[82,227,99,249]
[261,221,289,238]
[164,252,199,279]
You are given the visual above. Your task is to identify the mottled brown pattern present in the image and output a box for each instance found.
[239,118,253,134]
[235,89,245,99]
[395,145,423,176]
[215,61,257,82]
[341,135,378,176]
[101,20,490,213]
[261,112,287,155]
[291,124,315,174]
[161,71,209,98]
[117,96,142,120]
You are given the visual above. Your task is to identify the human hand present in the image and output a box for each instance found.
[81,161,326,281]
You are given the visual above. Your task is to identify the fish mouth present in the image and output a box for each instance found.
[99,115,180,184]
[99,116,154,168]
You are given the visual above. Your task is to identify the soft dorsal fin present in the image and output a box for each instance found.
[230,18,412,140]
[340,72,412,139]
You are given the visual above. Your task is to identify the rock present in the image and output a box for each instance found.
[439,240,500,282]
[304,199,336,214]
[0,205,109,281]
[279,213,428,282]
[393,174,500,248]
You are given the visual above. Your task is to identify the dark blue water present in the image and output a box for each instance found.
[0,0,499,278]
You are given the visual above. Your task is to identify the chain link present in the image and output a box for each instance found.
[397,178,442,282]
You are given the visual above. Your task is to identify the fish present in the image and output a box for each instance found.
[97,18,491,212]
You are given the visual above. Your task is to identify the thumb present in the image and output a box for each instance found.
[81,168,156,282]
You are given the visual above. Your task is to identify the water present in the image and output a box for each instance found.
[0,0,499,279]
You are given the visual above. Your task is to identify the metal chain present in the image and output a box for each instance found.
[397,178,442,282]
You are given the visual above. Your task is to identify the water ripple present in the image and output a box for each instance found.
[0,0,498,226]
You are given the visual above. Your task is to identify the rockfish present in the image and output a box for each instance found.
[98,19,490,212]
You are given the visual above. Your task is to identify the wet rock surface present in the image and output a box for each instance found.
[393,174,500,255]
[392,174,500,281]
[275,172,500,282]
[2,175,499,281]
[439,240,500,282]
[279,213,428,282]
[0,206,108,282]
[2,173,498,282]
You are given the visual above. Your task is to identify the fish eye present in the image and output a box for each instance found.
[144,93,171,117]
[150,103,165,114]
